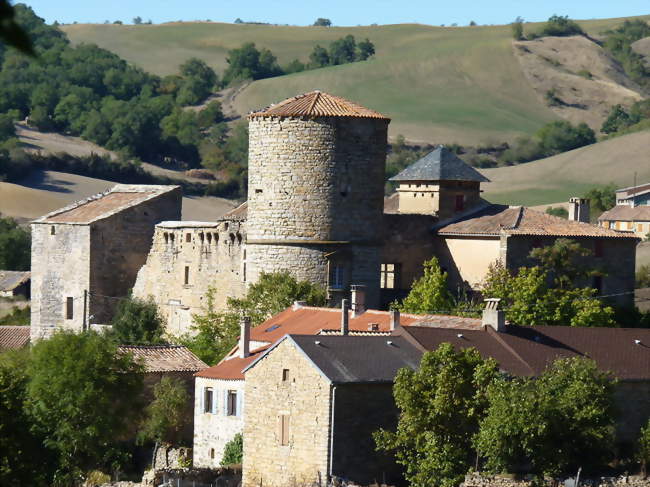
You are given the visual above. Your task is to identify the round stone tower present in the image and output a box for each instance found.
[246,91,390,308]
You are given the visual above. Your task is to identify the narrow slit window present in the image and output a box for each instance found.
[66,297,73,320]
[184,266,190,285]
[50,226,56,235]
[186,233,191,243]
[282,369,290,382]
[280,415,290,445]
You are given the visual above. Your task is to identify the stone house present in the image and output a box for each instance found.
[0,271,30,298]
[241,334,422,487]
[30,185,181,340]
[192,296,482,468]
[599,182,650,239]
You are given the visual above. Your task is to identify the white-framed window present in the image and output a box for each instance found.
[203,387,214,414]
[380,263,400,289]
[227,390,238,416]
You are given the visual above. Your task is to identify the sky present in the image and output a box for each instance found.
[21,0,650,27]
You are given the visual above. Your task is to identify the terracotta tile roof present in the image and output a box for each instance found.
[36,185,179,225]
[0,326,30,350]
[617,183,650,198]
[0,271,30,292]
[118,345,207,373]
[196,346,269,380]
[220,202,248,220]
[248,91,390,120]
[599,205,650,222]
[400,325,650,380]
[436,204,637,239]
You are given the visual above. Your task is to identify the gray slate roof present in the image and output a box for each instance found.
[289,334,422,384]
[389,146,490,183]
[0,271,30,292]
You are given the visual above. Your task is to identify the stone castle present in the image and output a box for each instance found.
[30,91,639,338]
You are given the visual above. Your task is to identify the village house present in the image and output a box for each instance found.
[240,304,650,487]
[0,270,30,299]
[599,182,650,239]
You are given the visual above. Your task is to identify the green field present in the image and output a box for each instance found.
[61,16,650,144]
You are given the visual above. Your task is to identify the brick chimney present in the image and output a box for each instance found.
[341,299,350,335]
[482,298,505,332]
[351,285,366,318]
[568,197,590,223]
[390,309,400,331]
[239,316,251,358]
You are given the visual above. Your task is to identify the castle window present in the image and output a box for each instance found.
[255,189,263,194]
[50,226,56,235]
[186,233,191,243]
[164,232,169,244]
[214,233,219,244]
[329,264,345,290]
[203,387,214,413]
[381,263,400,289]
[455,194,465,211]
[207,233,212,244]
[226,390,238,416]
[282,368,290,382]
[279,414,290,445]
[184,266,190,285]
[210,448,215,459]
[199,232,205,243]
[65,297,73,320]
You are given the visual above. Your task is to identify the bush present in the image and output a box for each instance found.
[540,15,584,37]
[536,120,595,154]
[545,206,568,219]
[0,216,31,271]
[221,433,243,466]
[109,297,167,345]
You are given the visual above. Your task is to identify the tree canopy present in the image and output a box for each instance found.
[138,376,190,448]
[109,296,167,345]
[0,215,30,270]
[395,256,456,314]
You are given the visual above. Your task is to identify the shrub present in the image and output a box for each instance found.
[109,297,167,345]
[540,15,584,37]
[545,206,568,219]
[221,433,243,466]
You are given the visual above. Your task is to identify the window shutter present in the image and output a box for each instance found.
[223,389,228,415]
[212,388,218,414]
[236,391,242,417]
[200,387,205,413]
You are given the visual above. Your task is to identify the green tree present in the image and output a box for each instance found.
[601,104,632,134]
[540,15,584,37]
[109,296,167,345]
[536,120,595,155]
[0,216,30,270]
[138,376,191,466]
[223,42,282,85]
[313,18,332,27]
[529,237,594,288]
[357,38,375,60]
[584,184,616,217]
[396,257,455,314]
[0,111,15,141]
[511,18,524,40]
[638,419,650,477]
[0,0,34,55]
[133,16,142,25]
[477,357,616,477]
[329,35,357,65]
[27,331,144,482]
[221,433,243,466]
[309,44,330,68]
[375,343,500,487]
[0,349,55,486]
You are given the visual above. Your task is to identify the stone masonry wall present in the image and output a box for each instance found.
[132,220,246,336]
[30,223,91,340]
[193,376,245,468]
[89,189,181,325]
[246,116,388,309]
[243,339,332,487]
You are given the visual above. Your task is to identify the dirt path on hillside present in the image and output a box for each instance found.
[190,81,251,122]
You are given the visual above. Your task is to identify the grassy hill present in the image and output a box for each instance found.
[61,16,650,144]
[481,129,650,206]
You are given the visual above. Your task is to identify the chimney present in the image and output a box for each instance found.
[239,316,251,358]
[351,285,366,318]
[482,298,505,333]
[568,197,590,223]
[390,309,400,331]
[341,299,350,335]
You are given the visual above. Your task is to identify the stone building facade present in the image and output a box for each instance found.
[30,185,181,340]
[132,218,246,336]
[246,91,390,309]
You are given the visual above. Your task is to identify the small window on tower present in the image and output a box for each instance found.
[255,189,263,194]
[186,233,191,242]
[329,264,345,289]
[184,266,190,285]
[381,263,400,289]
[282,369,290,381]
[66,297,73,320]
[279,414,290,445]
[50,226,56,235]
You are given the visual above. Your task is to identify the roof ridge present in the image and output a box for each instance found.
[307,91,321,114]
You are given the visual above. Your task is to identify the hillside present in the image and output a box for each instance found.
[0,170,236,224]
[61,16,649,144]
[481,129,650,206]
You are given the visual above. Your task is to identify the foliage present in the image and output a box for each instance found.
[637,264,650,289]
[529,237,594,288]
[309,44,330,67]
[395,256,455,314]
[601,99,650,135]
[375,343,500,487]
[539,15,584,37]
[0,305,30,326]
[545,206,567,219]
[309,35,376,68]
[313,18,332,27]
[109,297,167,345]
[27,331,144,482]
[0,0,33,54]
[511,19,524,40]
[583,184,616,217]
[182,272,326,365]
[638,419,650,477]
[221,433,244,466]
[138,376,190,446]
[0,349,54,486]
[222,42,282,85]
[0,215,30,270]
[602,20,650,90]
[357,38,376,60]
[477,357,616,477]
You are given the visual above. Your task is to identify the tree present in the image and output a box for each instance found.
[511,18,524,40]
[223,42,282,85]
[109,296,167,345]
[133,16,142,25]
[529,237,594,289]
[477,357,616,477]
[138,377,191,466]
[313,18,332,27]
[0,0,34,55]
[329,35,357,65]
[536,120,595,155]
[27,331,144,482]
[0,111,15,142]
[357,38,375,60]
[469,21,477,26]
[601,104,632,134]
[221,433,243,466]
[638,419,650,477]
[540,15,584,37]
[0,216,30,270]
[0,349,55,486]
[584,184,616,216]
[396,257,455,314]
[309,44,330,68]
[375,343,500,487]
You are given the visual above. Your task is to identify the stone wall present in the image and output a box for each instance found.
[396,181,481,219]
[243,338,332,487]
[615,381,650,443]
[132,220,246,336]
[246,116,388,309]
[462,472,650,487]
[193,376,245,468]
[331,384,403,485]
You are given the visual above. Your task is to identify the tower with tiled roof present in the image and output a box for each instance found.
[246,91,390,307]
[389,146,489,219]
